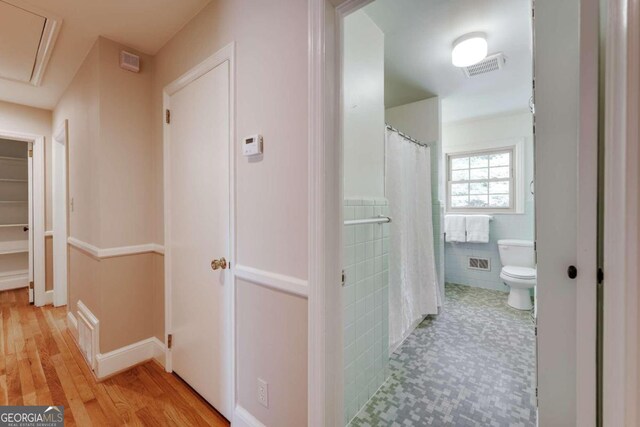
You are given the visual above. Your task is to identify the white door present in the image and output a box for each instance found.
[167,60,232,419]
[535,0,598,424]
[52,123,68,307]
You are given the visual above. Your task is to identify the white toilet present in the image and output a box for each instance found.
[497,239,536,310]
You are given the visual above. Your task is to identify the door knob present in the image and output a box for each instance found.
[211,257,228,270]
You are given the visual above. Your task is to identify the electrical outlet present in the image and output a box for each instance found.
[257,378,269,408]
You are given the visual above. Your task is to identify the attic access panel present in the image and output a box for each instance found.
[0,0,61,86]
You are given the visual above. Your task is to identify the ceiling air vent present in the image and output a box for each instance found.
[463,53,506,78]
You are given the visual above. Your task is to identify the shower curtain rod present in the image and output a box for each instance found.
[385,124,429,147]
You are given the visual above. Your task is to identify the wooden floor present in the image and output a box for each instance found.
[0,288,229,426]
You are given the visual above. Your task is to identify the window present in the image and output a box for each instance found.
[446,147,515,212]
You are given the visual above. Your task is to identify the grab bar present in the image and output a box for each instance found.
[344,215,391,226]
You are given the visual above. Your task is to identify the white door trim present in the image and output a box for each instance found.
[308,0,599,425]
[576,0,599,424]
[162,41,236,411]
[0,128,45,306]
[603,0,639,424]
[52,120,69,307]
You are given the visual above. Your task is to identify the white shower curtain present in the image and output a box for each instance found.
[386,129,441,352]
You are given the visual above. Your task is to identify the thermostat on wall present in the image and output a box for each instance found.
[242,134,263,156]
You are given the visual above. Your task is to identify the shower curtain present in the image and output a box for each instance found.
[386,128,441,351]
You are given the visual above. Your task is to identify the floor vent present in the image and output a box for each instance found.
[463,53,506,77]
[77,301,99,370]
[468,257,491,271]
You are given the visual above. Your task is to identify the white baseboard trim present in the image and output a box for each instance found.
[0,270,28,291]
[67,311,78,341]
[234,264,308,298]
[95,337,165,379]
[43,290,53,305]
[68,236,164,258]
[233,405,266,427]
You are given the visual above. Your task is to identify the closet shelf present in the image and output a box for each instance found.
[0,156,27,162]
[0,201,27,204]
[0,248,28,256]
[0,178,28,183]
[0,224,28,228]
[0,242,28,256]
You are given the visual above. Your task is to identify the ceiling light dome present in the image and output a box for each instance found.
[452,33,488,68]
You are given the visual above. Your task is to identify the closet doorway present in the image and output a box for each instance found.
[0,129,45,306]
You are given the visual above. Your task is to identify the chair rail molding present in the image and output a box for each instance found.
[67,237,164,258]
[234,264,308,298]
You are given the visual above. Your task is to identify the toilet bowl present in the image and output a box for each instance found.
[497,239,536,310]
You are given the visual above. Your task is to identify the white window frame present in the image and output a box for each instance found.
[445,139,526,215]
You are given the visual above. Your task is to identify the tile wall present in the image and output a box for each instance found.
[343,198,390,425]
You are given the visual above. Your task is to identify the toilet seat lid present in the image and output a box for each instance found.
[502,266,536,279]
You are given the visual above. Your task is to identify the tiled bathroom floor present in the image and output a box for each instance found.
[349,283,536,427]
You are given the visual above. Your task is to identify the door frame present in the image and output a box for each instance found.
[307,0,599,425]
[602,0,640,424]
[52,120,69,307]
[0,128,45,306]
[162,42,236,411]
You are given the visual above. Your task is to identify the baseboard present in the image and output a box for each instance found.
[233,405,266,427]
[67,311,78,341]
[95,337,165,379]
[0,270,28,291]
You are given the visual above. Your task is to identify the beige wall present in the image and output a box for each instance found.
[153,1,309,424]
[53,41,101,245]
[54,37,160,353]
[68,246,159,353]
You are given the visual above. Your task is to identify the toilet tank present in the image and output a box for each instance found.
[497,239,535,268]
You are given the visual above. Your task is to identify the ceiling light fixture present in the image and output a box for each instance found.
[451,32,488,68]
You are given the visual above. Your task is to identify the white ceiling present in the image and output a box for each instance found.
[0,0,211,109]
[363,0,533,123]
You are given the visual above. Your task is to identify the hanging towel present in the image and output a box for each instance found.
[445,215,466,242]
[466,215,491,243]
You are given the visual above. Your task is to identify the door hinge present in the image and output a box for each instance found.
[534,326,537,337]
[28,149,33,158]
[167,334,173,349]
[341,270,346,287]
[597,267,604,284]
[29,281,34,290]
[165,109,171,124]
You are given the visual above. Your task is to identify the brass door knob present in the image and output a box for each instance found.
[211,257,228,270]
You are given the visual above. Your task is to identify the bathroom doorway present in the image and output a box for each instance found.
[308,0,599,425]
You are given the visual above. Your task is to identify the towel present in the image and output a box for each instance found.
[445,215,466,242]
[466,215,491,243]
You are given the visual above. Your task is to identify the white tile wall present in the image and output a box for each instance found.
[444,200,535,292]
[343,198,390,425]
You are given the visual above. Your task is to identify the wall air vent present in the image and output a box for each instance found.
[120,51,140,73]
[463,53,506,78]
[468,256,491,271]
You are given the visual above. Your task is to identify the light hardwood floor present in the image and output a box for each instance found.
[0,288,230,426]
